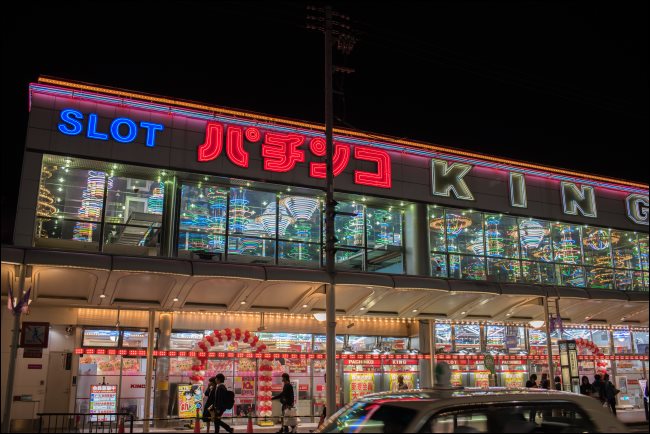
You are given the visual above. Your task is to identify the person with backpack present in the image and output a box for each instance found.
[272,373,295,433]
[211,373,234,434]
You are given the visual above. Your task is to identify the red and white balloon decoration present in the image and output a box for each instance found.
[575,338,608,376]
[186,328,271,417]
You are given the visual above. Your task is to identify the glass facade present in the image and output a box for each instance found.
[428,207,649,290]
[33,155,648,290]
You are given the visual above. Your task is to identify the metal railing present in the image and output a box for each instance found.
[37,413,134,433]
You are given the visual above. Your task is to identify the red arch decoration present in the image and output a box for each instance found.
[575,338,608,375]
[186,328,273,417]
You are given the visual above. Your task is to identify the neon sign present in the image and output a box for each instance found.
[197,121,392,189]
[58,109,163,147]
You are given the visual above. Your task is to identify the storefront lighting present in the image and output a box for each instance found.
[529,320,545,329]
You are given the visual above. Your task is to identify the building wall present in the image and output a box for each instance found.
[18,90,647,246]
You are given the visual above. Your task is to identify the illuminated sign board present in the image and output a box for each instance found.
[40,88,648,229]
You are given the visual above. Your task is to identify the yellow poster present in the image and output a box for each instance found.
[389,373,415,391]
[474,371,489,388]
[177,384,203,418]
[504,372,525,388]
[349,373,375,401]
[450,371,462,387]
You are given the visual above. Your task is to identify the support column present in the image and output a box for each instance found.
[543,296,554,380]
[162,176,178,257]
[1,264,26,433]
[143,310,155,432]
[154,312,172,427]
[404,203,429,275]
[418,320,433,388]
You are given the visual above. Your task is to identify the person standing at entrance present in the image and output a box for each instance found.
[525,373,538,388]
[272,373,295,434]
[603,374,619,416]
[540,373,551,390]
[397,375,409,390]
[203,377,217,433]
[212,374,234,433]
[553,376,562,391]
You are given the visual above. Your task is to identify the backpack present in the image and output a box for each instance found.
[223,389,235,410]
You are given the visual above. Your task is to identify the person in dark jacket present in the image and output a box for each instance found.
[525,373,538,388]
[212,373,234,433]
[603,374,618,416]
[540,373,551,390]
[202,377,217,431]
[580,376,592,395]
[272,373,295,433]
[554,376,562,391]
[592,374,605,403]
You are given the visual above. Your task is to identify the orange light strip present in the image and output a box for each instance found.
[38,77,648,189]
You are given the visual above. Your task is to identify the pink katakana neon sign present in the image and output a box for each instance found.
[197,121,392,188]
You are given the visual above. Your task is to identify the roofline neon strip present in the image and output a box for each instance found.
[33,77,649,193]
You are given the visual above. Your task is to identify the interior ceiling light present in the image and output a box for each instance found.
[302,304,308,308]
[529,320,545,329]
[412,309,418,313]
[240,301,247,305]
[173,297,179,302]
[99,294,106,298]
[313,313,327,322]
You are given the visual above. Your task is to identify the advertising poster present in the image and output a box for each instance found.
[504,372,525,388]
[89,384,117,421]
[349,373,374,401]
[450,371,462,387]
[177,384,203,418]
[389,373,415,391]
[474,372,490,388]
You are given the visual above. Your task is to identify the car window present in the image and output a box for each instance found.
[320,401,418,433]
[418,402,597,433]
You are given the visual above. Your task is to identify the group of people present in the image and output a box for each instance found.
[580,374,620,415]
[201,372,296,434]
[525,372,620,415]
[524,372,562,391]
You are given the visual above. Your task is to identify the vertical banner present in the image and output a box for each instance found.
[177,384,204,418]
[559,340,580,393]
[349,373,375,401]
[89,384,117,421]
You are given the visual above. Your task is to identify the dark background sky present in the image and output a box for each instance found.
[2,1,648,244]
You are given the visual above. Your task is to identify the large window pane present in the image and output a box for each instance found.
[639,234,649,271]
[280,195,321,243]
[229,188,277,238]
[614,269,644,291]
[449,254,486,280]
[557,264,585,287]
[454,324,480,353]
[366,207,402,249]
[103,176,164,255]
[633,330,649,354]
[484,214,519,258]
[435,323,452,353]
[519,218,552,262]
[445,209,483,255]
[40,166,106,222]
[278,241,320,267]
[431,254,448,278]
[521,261,555,285]
[487,258,520,282]
[179,184,227,253]
[586,267,614,289]
[228,236,275,263]
[428,206,446,252]
[591,329,611,355]
[611,230,640,270]
[334,248,364,271]
[613,329,632,354]
[334,201,365,247]
[582,228,612,267]
[552,223,582,264]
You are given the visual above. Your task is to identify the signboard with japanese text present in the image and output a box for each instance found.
[27,80,649,232]
[89,384,117,421]
[349,373,375,401]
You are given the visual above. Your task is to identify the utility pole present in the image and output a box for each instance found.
[307,4,357,415]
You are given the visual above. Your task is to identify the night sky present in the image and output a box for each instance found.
[2,1,648,243]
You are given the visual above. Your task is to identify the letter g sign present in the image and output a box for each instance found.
[626,194,649,225]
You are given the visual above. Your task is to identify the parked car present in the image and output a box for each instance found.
[316,387,627,433]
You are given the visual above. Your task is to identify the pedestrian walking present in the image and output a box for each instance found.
[272,373,295,433]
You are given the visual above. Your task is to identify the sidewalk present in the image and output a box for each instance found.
[143,421,319,433]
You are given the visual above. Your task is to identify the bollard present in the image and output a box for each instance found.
[247,413,254,433]
[194,408,202,433]
[117,416,125,433]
